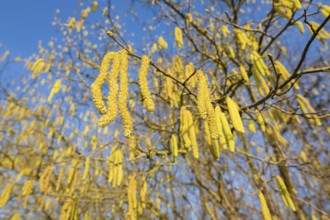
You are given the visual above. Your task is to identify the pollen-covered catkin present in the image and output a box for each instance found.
[99,52,121,126]
[240,65,249,82]
[226,97,245,133]
[219,111,235,152]
[186,110,199,159]
[256,110,266,132]
[197,70,211,119]
[91,52,115,114]
[180,107,192,149]
[118,50,133,137]
[214,106,227,149]
[258,191,272,220]
[128,175,137,218]
[138,55,155,112]
[174,26,183,48]
[206,105,220,159]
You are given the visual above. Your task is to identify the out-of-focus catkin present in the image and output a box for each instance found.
[138,55,155,113]
[0,182,14,208]
[276,176,296,211]
[186,109,199,159]
[174,26,183,48]
[180,107,192,149]
[118,50,133,137]
[171,134,178,162]
[219,111,235,152]
[226,97,245,133]
[215,106,227,149]
[258,191,272,220]
[256,110,266,132]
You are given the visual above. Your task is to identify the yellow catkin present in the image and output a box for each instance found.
[214,106,227,149]
[48,79,62,103]
[174,26,183,48]
[256,110,266,132]
[321,5,330,18]
[0,50,9,62]
[22,179,35,208]
[0,182,14,208]
[140,176,147,209]
[204,120,212,146]
[56,163,65,191]
[98,52,121,126]
[10,213,20,220]
[248,120,256,133]
[39,166,53,193]
[226,97,245,133]
[83,157,90,181]
[206,106,221,159]
[158,36,168,49]
[180,107,192,149]
[171,134,178,162]
[128,175,137,217]
[138,55,155,112]
[274,61,299,90]
[91,52,115,114]
[240,65,249,82]
[296,21,305,33]
[276,176,296,211]
[197,70,211,119]
[258,191,272,220]
[186,110,199,159]
[219,112,235,152]
[118,50,133,137]
[91,1,98,13]
[296,94,322,126]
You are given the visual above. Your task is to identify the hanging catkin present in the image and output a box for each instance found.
[91,52,115,114]
[118,50,133,137]
[98,52,121,126]
[258,191,272,220]
[138,55,155,112]
[226,97,245,133]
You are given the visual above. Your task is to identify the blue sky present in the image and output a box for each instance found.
[0,0,78,58]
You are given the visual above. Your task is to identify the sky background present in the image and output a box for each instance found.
[0,0,78,58]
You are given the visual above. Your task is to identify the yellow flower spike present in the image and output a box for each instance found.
[321,5,330,18]
[240,65,249,82]
[98,52,121,126]
[256,110,266,132]
[296,94,322,126]
[206,105,221,159]
[91,52,115,114]
[0,182,14,208]
[295,21,305,34]
[197,70,211,119]
[174,26,183,48]
[48,79,62,103]
[171,134,178,162]
[0,50,9,62]
[274,61,299,90]
[83,157,90,182]
[10,213,20,220]
[92,1,98,13]
[138,55,155,113]
[226,97,245,133]
[258,191,272,220]
[118,50,133,137]
[204,120,212,146]
[219,111,235,152]
[128,175,137,218]
[276,176,296,211]
[214,106,227,149]
[180,107,192,149]
[140,176,148,209]
[186,109,199,159]
[158,36,168,49]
